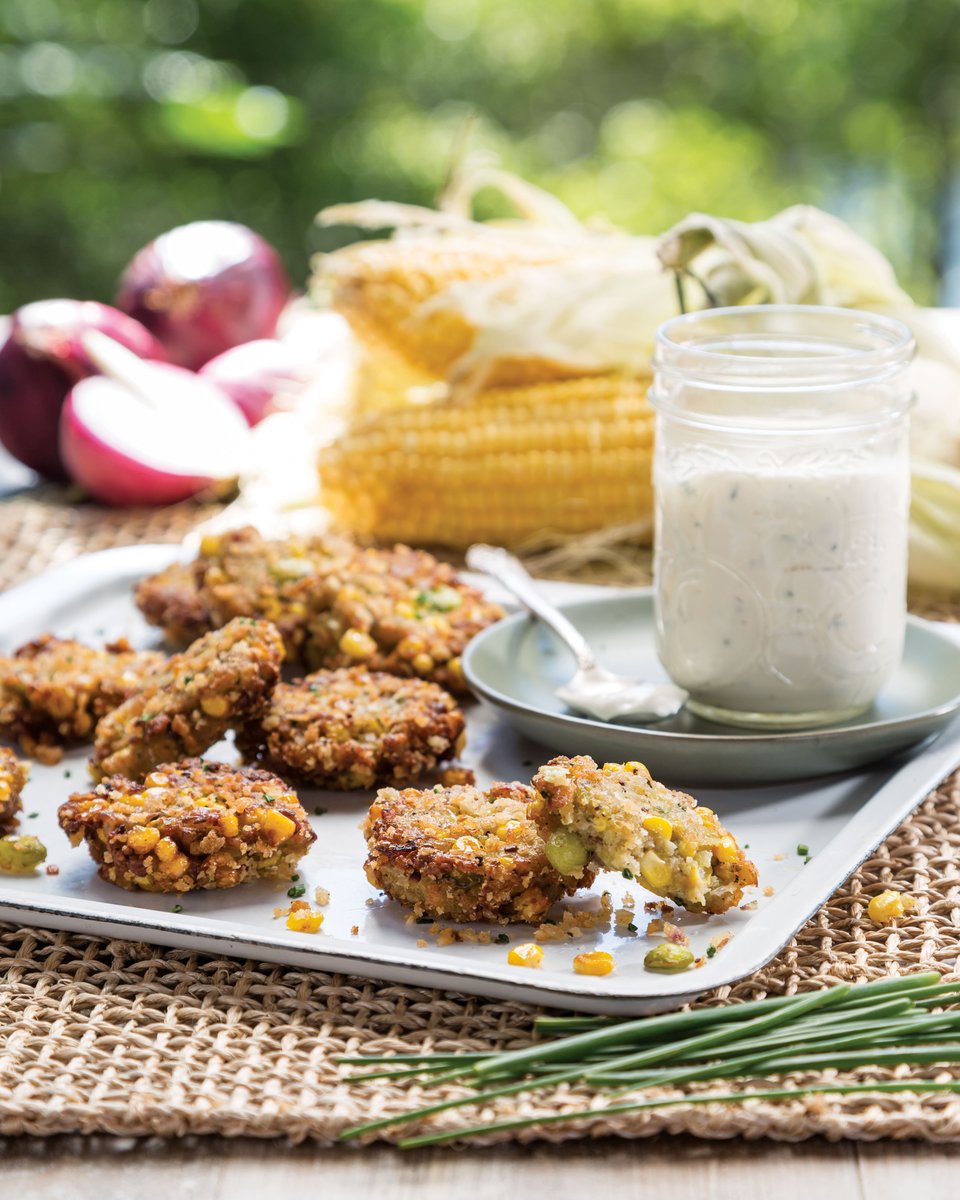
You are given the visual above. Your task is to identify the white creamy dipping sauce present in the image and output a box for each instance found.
[654,455,910,719]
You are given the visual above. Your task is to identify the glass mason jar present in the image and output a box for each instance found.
[651,305,915,729]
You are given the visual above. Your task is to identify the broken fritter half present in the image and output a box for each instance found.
[362,781,592,924]
[531,756,757,915]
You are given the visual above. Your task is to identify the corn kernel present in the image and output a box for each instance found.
[154,836,178,862]
[261,809,297,841]
[339,629,377,660]
[573,951,615,977]
[286,909,325,933]
[411,652,435,675]
[714,838,739,864]
[453,835,482,854]
[624,761,646,774]
[867,890,916,924]
[200,695,228,718]
[508,942,543,968]
[677,839,695,859]
[638,849,672,890]
[161,852,189,879]
[602,762,622,774]
[496,819,524,841]
[220,813,239,838]
[642,816,672,840]
[199,534,221,556]
[127,826,160,854]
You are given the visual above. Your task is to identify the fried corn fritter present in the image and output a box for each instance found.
[59,759,315,892]
[90,617,283,782]
[135,526,503,694]
[0,635,166,763]
[531,756,757,915]
[0,748,28,831]
[304,544,503,694]
[133,561,213,644]
[362,782,591,923]
[239,667,466,790]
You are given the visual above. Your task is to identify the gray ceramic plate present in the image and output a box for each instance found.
[462,589,960,785]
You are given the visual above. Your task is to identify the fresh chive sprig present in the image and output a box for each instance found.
[338,973,960,1144]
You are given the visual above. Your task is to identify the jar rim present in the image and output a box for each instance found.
[654,304,915,381]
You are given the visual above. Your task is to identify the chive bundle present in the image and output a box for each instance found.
[337,972,960,1147]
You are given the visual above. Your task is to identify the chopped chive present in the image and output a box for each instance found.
[706,945,716,958]
[797,843,809,856]
[621,868,633,880]
[495,933,510,944]
[172,904,183,913]
[287,884,306,899]
[313,806,328,816]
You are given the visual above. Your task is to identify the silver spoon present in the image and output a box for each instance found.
[465,544,687,723]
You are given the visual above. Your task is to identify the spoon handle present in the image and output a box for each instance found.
[465,544,597,671]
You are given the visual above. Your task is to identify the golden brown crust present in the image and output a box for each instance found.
[135,527,503,694]
[0,747,28,831]
[90,618,284,782]
[134,561,213,644]
[239,667,466,790]
[531,755,757,915]
[0,635,166,763]
[362,782,589,923]
[59,759,315,893]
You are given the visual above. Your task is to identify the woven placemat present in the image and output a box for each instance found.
[2,490,960,1145]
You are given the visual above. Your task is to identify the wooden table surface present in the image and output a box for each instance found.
[7,1134,960,1198]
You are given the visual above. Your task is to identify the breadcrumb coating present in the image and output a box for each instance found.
[362,782,591,924]
[90,617,283,782]
[531,755,757,915]
[238,667,466,789]
[59,759,315,893]
[0,748,28,831]
[0,635,165,763]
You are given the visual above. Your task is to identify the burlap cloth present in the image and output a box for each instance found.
[3,489,960,1145]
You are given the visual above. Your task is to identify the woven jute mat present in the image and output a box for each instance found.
[2,489,960,1145]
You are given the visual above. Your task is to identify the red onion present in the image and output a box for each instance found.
[60,333,250,506]
[116,221,290,370]
[0,299,166,479]
[199,338,315,426]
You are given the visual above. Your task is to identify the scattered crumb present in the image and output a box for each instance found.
[772,853,785,862]
[615,907,635,927]
[44,864,60,876]
[275,896,325,933]
[437,766,476,787]
[646,918,664,937]
[350,925,359,936]
[763,885,775,897]
[534,892,614,942]
[620,892,636,910]
[708,932,732,957]
[663,921,689,945]
[365,898,375,907]
[314,886,330,907]
[643,900,674,914]
[416,938,428,948]
[740,900,758,911]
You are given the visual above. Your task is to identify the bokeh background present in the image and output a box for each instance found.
[2,0,959,312]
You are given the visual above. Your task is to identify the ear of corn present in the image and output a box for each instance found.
[314,189,657,550]
[318,373,654,550]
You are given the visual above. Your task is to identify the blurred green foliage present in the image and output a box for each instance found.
[0,0,957,312]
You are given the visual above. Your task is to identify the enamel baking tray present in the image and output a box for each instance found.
[0,544,957,1016]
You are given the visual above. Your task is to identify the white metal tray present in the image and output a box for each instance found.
[0,544,957,1015]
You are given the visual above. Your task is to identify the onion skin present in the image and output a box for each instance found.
[116,221,290,370]
[0,300,166,480]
